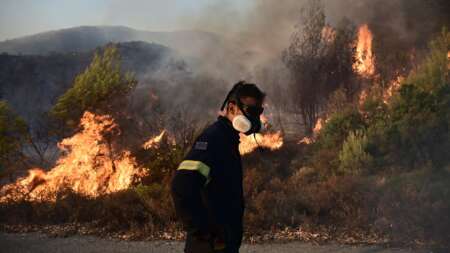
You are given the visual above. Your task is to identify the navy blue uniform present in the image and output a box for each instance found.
[171,116,244,253]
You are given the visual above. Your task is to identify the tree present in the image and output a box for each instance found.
[324,18,358,99]
[382,28,450,169]
[338,129,373,175]
[282,0,326,134]
[0,101,28,180]
[283,0,357,134]
[51,44,137,130]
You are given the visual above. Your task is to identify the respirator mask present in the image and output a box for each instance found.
[231,102,263,135]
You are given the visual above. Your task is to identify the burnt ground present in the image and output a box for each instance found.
[0,232,431,253]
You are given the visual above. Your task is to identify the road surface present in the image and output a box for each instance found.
[0,232,429,253]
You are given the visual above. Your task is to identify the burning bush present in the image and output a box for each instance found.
[0,111,179,235]
[276,27,450,247]
[239,131,284,155]
[0,111,148,202]
[282,0,358,134]
[308,28,450,175]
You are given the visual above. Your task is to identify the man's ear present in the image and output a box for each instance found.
[227,102,235,114]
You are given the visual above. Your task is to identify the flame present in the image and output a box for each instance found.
[383,75,404,103]
[1,111,147,202]
[312,118,323,134]
[239,131,283,155]
[143,130,166,150]
[298,136,314,145]
[358,89,369,106]
[298,118,324,144]
[354,24,375,76]
[260,114,272,130]
[322,25,336,43]
[358,74,405,107]
[447,51,450,71]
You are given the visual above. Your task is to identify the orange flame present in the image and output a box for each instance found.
[142,130,166,150]
[322,25,336,43]
[260,114,268,125]
[358,89,369,106]
[312,118,323,134]
[239,131,283,155]
[1,111,148,202]
[298,118,324,144]
[260,114,272,130]
[383,75,404,103]
[354,24,375,76]
[447,51,450,70]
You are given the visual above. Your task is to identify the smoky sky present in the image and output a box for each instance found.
[0,0,249,40]
[1,0,447,80]
[2,0,447,52]
[184,0,449,60]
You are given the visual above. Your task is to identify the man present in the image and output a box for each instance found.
[171,81,265,253]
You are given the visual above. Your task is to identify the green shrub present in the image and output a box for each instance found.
[308,108,365,176]
[338,130,373,175]
[316,108,365,149]
[354,29,450,171]
[405,27,449,92]
[0,101,28,179]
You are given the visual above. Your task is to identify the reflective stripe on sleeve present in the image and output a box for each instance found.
[177,160,211,179]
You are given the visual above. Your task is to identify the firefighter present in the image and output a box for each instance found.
[171,81,265,253]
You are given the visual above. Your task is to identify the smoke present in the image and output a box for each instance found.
[152,0,448,133]
[7,0,447,139]
[177,0,448,80]
[177,0,303,80]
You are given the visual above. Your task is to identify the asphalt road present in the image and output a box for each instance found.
[0,232,430,253]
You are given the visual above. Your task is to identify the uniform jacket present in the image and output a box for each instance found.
[171,116,244,252]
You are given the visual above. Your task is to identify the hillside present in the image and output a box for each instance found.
[0,41,181,125]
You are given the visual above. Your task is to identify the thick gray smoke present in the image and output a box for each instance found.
[162,0,448,134]
[178,0,448,80]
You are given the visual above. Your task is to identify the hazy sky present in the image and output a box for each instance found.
[0,0,251,40]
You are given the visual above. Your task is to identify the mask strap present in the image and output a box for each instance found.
[220,92,232,111]
[236,99,251,119]
[253,133,264,153]
[221,82,244,111]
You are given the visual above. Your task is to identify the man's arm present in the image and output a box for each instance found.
[171,168,209,236]
[171,132,216,237]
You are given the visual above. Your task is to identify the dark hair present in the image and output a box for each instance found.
[220,81,265,110]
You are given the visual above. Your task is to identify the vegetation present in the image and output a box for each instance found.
[283,0,357,134]
[0,6,448,250]
[51,44,137,129]
[338,130,373,175]
[0,101,28,180]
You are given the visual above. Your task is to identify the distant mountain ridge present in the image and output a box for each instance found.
[0,26,223,57]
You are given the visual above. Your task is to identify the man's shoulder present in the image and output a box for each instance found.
[187,121,223,155]
[197,120,227,144]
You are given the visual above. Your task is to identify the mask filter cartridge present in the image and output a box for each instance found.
[232,115,252,133]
